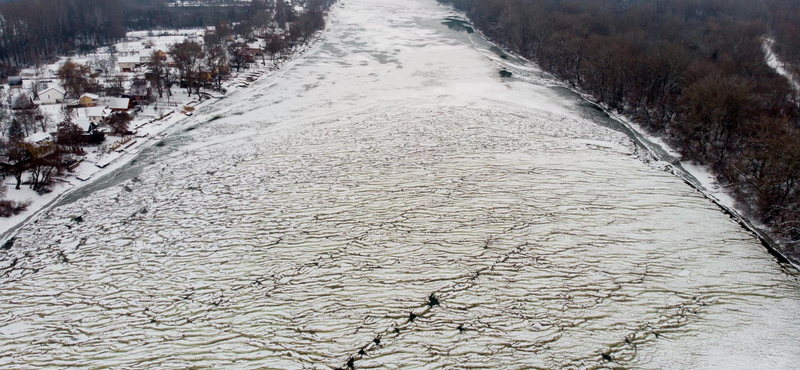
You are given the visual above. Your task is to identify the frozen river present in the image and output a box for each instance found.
[2,0,800,368]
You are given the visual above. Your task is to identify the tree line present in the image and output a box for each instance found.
[125,0,255,31]
[0,0,127,67]
[0,0,295,71]
[437,0,800,259]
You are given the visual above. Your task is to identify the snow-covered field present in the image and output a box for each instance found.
[2,0,800,368]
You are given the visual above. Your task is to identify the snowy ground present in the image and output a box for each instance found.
[1,0,800,369]
[763,37,800,93]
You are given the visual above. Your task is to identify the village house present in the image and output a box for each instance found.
[76,106,110,124]
[108,97,132,112]
[153,50,168,61]
[36,87,66,105]
[23,132,55,158]
[246,41,264,56]
[79,93,99,107]
[118,56,142,72]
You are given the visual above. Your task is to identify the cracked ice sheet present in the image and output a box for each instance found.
[2,0,800,369]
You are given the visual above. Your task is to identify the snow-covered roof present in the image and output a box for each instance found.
[40,86,65,95]
[108,97,130,110]
[118,56,141,64]
[24,132,52,144]
[76,107,107,118]
[80,93,99,100]
[74,117,93,132]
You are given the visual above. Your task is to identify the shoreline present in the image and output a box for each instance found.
[0,32,328,245]
[447,8,800,270]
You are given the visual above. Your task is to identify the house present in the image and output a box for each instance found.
[246,41,263,56]
[108,97,131,112]
[36,87,66,105]
[23,132,55,158]
[118,56,141,72]
[76,106,110,124]
[79,93,99,107]
[153,50,168,60]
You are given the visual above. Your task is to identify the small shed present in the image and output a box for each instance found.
[8,76,22,88]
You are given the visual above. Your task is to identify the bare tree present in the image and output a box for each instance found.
[57,60,92,98]
[169,41,205,96]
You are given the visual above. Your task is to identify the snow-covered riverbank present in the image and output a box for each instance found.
[453,13,800,268]
[0,34,326,242]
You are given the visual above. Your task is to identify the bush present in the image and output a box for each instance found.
[86,130,106,144]
[0,199,31,218]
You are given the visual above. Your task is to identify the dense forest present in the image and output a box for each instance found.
[0,0,276,69]
[437,0,800,260]
[0,0,127,66]
[125,0,255,31]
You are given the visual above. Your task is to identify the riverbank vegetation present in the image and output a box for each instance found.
[437,0,800,259]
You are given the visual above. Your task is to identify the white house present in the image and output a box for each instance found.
[36,87,66,105]
[118,56,141,71]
